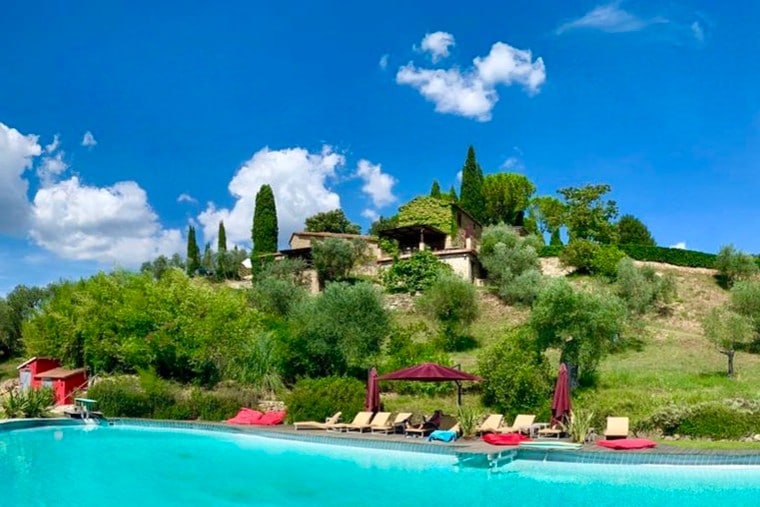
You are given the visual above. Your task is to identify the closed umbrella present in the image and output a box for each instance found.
[364,367,381,413]
[551,363,572,426]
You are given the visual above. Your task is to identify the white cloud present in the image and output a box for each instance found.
[396,39,545,121]
[37,151,69,186]
[361,209,379,222]
[356,159,396,208]
[500,156,523,171]
[691,21,704,42]
[0,123,41,234]
[670,241,687,250]
[29,176,183,265]
[197,145,344,248]
[81,131,97,148]
[177,193,197,204]
[456,170,462,182]
[557,2,660,34]
[419,31,455,63]
[45,134,60,154]
[379,54,389,70]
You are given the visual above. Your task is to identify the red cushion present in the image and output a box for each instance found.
[482,433,531,446]
[597,438,657,450]
[255,410,287,426]
[226,408,263,425]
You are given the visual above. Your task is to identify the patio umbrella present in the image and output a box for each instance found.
[551,363,572,426]
[364,367,381,413]
[377,362,482,406]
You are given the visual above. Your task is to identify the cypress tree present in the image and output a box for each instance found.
[459,146,485,221]
[201,242,213,274]
[252,184,279,258]
[217,221,227,252]
[430,180,442,198]
[186,225,201,276]
[448,185,458,202]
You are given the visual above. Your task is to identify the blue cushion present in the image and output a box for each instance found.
[428,430,457,442]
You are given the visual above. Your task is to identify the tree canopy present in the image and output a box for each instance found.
[304,209,361,234]
[186,225,200,276]
[482,173,536,226]
[430,180,442,198]
[617,214,655,246]
[558,184,618,244]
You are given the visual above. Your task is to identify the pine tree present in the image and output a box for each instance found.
[252,184,279,258]
[217,221,227,252]
[186,226,201,276]
[459,146,485,221]
[430,180,442,198]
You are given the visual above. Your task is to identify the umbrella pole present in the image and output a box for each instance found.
[456,380,462,407]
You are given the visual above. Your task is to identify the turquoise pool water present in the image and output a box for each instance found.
[2,424,760,506]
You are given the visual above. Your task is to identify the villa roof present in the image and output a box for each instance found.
[289,231,374,243]
[377,224,447,241]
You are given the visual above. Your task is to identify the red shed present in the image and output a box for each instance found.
[17,357,61,391]
[33,367,88,405]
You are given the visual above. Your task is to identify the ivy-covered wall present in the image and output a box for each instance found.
[397,197,455,235]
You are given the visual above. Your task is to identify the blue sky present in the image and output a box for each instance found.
[1,0,759,294]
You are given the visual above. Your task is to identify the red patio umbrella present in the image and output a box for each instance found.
[378,362,482,406]
[551,363,572,426]
[364,367,381,413]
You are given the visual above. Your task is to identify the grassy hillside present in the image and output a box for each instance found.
[387,260,760,427]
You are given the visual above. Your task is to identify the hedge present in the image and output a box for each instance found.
[540,244,720,270]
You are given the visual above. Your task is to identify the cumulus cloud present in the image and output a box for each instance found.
[396,39,545,121]
[361,209,379,222]
[177,193,197,204]
[0,123,41,234]
[356,160,396,208]
[197,145,344,248]
[418,31,455,62]
[500,156,524,171]
[670,241,687,250]
[379,54,389,70]
[81,131,97,148]
[37,151,68,186]
[29,176,183,265]
[45,134,60,154]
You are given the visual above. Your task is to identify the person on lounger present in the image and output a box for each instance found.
[410,410,442,431]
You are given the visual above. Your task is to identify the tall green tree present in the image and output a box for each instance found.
[217,221,227,252]
[186,226,201,276]
[252,184,279,257]
[558,184,618,244]
[430,180,442,198]
[447,186,458,202]
[201,242,213,275]
[304,209,361,234]
[0,285,48,359]
[459,146,485,222]
[482,173,536,225]
[617,215,655,246]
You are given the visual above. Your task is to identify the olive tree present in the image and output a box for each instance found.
[702,307,755,377]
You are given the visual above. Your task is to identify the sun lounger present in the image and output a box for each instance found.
[604,417,629,439]
[371,412,412,434]
[495,414,536,434]
[353,412,392,433]
[476,414,504,435]
[328,411,375,432]
[293,411,342,430]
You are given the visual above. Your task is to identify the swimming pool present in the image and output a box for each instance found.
[2,422,760,506]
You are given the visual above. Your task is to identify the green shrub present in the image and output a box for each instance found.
[252,278,307,317]
[312,238,365,285]
[615,258,677,314]
[397,197,455,235]
[640,401,760,439]
[498,269,544,306]
[590,244,627,278]
[715,245,759,287]
[381,250,451,293]
[1,388,54,418]
[185,385,257,421]
[478,329,552,418]
[285,376,365,424]
[417,274,479,351]
[559,239,600,273]
[729,280,760,334]
[543,244,720,270]
[87,377,152,418]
